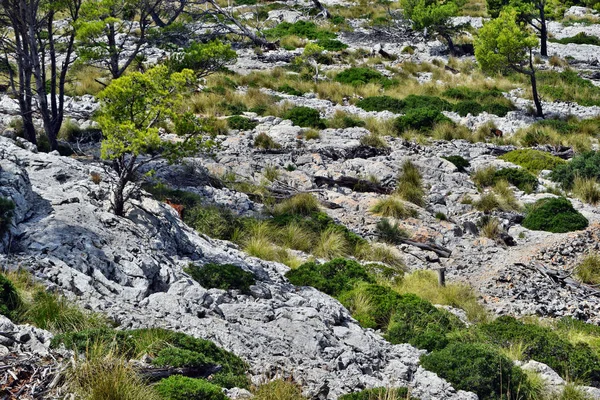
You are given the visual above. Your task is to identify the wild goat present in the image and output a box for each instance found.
[490,128,503,138]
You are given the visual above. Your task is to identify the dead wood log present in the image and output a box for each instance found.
[398,239,452,258]
[136,364,222,382]
[314,176,393,194]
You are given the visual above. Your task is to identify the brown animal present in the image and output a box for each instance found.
[490,128,503,138]
[165,199,184,219]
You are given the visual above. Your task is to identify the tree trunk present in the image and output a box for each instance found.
[441,32,456,55]
[113,177,126,217]
[539,6,547,57]
[528,51,544,118]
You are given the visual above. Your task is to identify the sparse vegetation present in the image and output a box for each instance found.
[575,253,600,285]
[396,160,425,206]
[370,197,418,219]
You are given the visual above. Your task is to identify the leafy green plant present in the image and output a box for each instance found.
[264,21,336,40]
[282,106,325,128]
[395,108,452,133]
[285,258,374,297]
[550,32,600,46]
[339,283,403,330]
[442,155,470,172]
[453,100,484,117]
[335,67,386,86]
[0,273,21,319]
[167,40,236,77]
[522,197,588,233]
[254,133,281,149]
[277,84,303,96]
[494,168,538,193]
[339,387,414,400]
[356,96,405,113]
[551,151,600,189]
[420,342,529,400]
[228,116,258,131]
[155,376,227,400]
[0,196,15,236]
[317,39,348,51]
[184,263,256,293]
[499,149,565,173]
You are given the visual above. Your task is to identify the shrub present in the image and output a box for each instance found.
[471,166,497,188]
[153,347,210,368]
[370,197,417,219]
[283,106,325,128]
[264,21,335,40]
[277,84,303,96]
[420,342,529,400]
[385,293,462,351]
[551,151,600,190]
[339,283,403,329]
[573,177,600,205]
[453,100,483,117]
[494,168,538,193]
[338,387,413,400]
[478,316,600,384]
[184,204,243,241]
[227,116,258,131]
[394,108,452,133]
[522,197,588,233]
[285,258,374,297]
[402,95,452,112]
[253,379,306,400]
[375,218,409,245]
[0,273,21,319]
[22,290,107,334]
[551,32,600,46]
[273,193,320,216]
[396,160,425,206]
[0,196,15,236]
[327,112,366,129]
[442,155,470,172]
[356,96,404,113]
[184,263,256,293]
[575,253,600,285]
[335,67,385,86]
[254,133,281,149]
[499,149,565,173]
[168,40,236,77]
[359,134,388,148]
[317,38,348,51]
[155,376,226,400]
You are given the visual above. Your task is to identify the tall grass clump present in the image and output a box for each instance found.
[370,196,418,219]
[395,160,425,207]
[253,379,307,400]
[575,253,600,285]
[273,193,320,216]
[572,177,600,205]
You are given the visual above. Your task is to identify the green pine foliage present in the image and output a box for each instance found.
[522,197,588,233]
[184,263,256,293]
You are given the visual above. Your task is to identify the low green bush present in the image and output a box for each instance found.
[494,168,538,192]
[53,328,249,388]
[254,133,281,149]
[453,100,483,117]
[338,387,414,400]
[522,197,588,233]
[478,316,600,384]
[277,84,303,96]
[499,149,566,173]
[184,263,256,293]
[317,38,348,51]
[227,116,258,131]
[482,102,514,117]
[420,342,529,400]
[168,40,236,77]
[285,258,374,297]
[0,273,21,319]
[339,283,403,329]
[264,21,336,40]
[442,86,503,101]
[551,32,600,46]
[155,376,227,400]
[184,204,245,241]
[394,108,452,133]
[551,151,600,189]
[402,95,452,112]
[335,67,385,86]
[0,196,15,236]
[385,293,463,351]
[153,347,210,368]
[356,96,405,113]
[283,106,325,128]
[442,155,470,172]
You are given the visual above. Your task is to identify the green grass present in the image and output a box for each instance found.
[370,196,418,219]
[396,160,425,206]
[499,149,566,174]
[575,253,600,285]
[572,177,600,205]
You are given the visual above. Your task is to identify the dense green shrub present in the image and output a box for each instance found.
[285,258,374,297]
[168,40,236,77]
[52,328,249,387]
[442,86,503,101]
[339,387,413,400]
[317,38,348,51]
[184,204,245,241]
[184,263,256,293]
[522,197,588,233]
[479,316,600,384]
[499,149,566,173]
[482,102,514,117]
[283,106,325,128]
[339,283,403,329]
[0,273,21,319]
[227,116,258,131]
[155,376,227,400]
[277,84,303,96]
[551,151,600,189]
[385,293,462,351]
[402,95,452,112]
[420,342,529,400]
[453,100,483,117]
[551,32,600,46]
[153,347,210,368]
[335,67,385,86]
[442,155,470,172]
[0,196,15,236]
[494,168,538,192]
[394,108,452,133]
[254,133,281,149]
[264,21,335,40]
[356,96,405,113]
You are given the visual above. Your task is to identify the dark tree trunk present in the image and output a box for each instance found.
[528,50,544,118]
[539,5,547,57]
